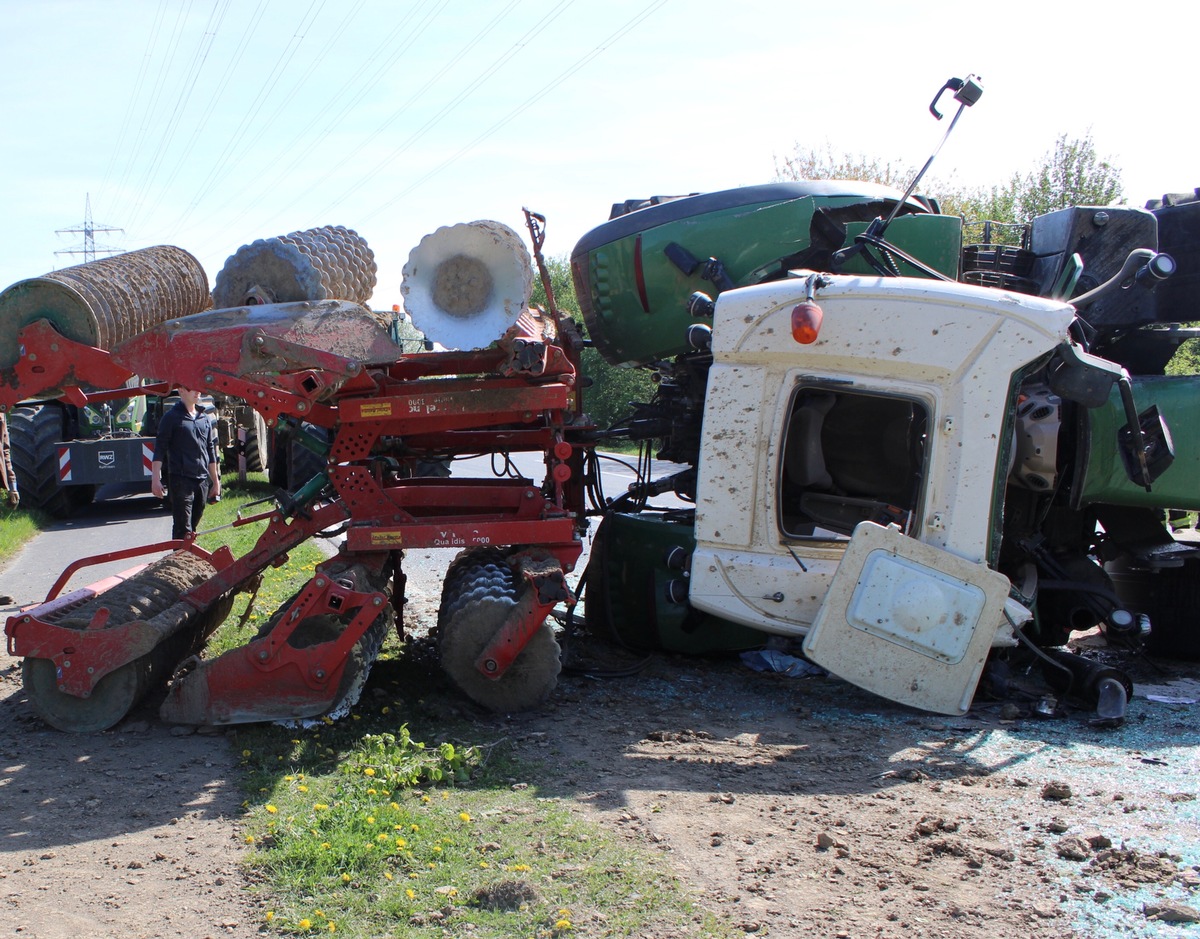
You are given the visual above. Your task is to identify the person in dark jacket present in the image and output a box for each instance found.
[150,388,221,539]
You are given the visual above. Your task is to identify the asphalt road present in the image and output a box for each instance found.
[0,450,690,616]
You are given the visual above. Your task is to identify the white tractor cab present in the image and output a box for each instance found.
[687,273,1072,713]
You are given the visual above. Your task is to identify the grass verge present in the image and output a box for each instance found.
[0,501,49,566]
[230,671,730,939]
[196,477,730,939]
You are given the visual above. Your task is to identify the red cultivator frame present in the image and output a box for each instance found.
[4,292,589,730]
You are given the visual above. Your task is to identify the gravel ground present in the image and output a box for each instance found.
[2,543,1199,938]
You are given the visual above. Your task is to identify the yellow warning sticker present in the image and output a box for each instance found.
[370,531,405,546]
[360,402,393,418]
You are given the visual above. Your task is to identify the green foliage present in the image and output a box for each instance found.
[0,501,47,564]
[196,474,329,658]
[1009,132,1124,219]
[773,143,917,189]
[774,132,1125,246]
[530,254,656,431]
[1166,337,1200,376]
[346,729,476,787]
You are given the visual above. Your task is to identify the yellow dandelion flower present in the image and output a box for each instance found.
[265,805,278,814]
[298,919,312,931]
[341,873,351,883]
[421,795,431,804]
[363,768,376,777]
[440,792,449,800]
[328,923,336,933]
[321,842,332,850]
[432,845,442,853]
[406,888,415,900]
[265,911,274,922]
[384,872,393,881]
[298,785,309,793]
[480,861,489,868]
[242,749,252,757]
[376,833,389,842]
[366,788,377,795]
[244,834,255,844]
[366,816,376,825]
[352,714,361,721]
[411,824,419,832]
[314,910,325,918]
[381,706,391,714]
[428,862,437,869]
[284,775,295,782]
[555,919,572,930]
[408,872,419,879]
[314,803,329,811]
[458,812,471,823]
[395,838,406,848]
[390,802,400,811]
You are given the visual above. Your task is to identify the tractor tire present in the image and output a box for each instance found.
[438,547,561,712]
[1140,558,1200,660]
[244,411,269,474]
[7,403,75,518]
[288,423,329,490]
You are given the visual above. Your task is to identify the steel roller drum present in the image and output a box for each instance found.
[211,224,378,309]
[0,245,210,370]
[401,220,532,350]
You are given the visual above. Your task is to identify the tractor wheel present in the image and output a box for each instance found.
[288,423,329,490]
[1141,558,1200,660]
[438,548,561,712]
[7,403,75,517]
[245,411,269,474]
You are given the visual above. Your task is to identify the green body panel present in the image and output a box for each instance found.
[592,513,767,654]
[1077,375,1200,510]
[572,183,962,368]
[840,214,962,281]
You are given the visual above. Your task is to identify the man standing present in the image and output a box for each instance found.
[0,412,17,507]
[150,388,221,539]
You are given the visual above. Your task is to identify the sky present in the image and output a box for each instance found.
[1,0,1196,312]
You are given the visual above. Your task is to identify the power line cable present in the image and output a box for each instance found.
[98,0,170,206]
[219,0,515,235]
[126,0,232,232]
[166,0,327,233]
[359,0,668,224]
[153,0,269,206]
[111,0,197,222]
[309,0,577,220]
[168,0,409,238]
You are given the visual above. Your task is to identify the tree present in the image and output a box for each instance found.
[774,132,1124,237]
[530,255,656,432]
[772,144,916,190]
[1010,132,1124,219]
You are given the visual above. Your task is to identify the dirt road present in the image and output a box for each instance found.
[2,532,1199,938]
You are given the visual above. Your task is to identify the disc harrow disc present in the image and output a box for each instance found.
[438,550,561,712]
